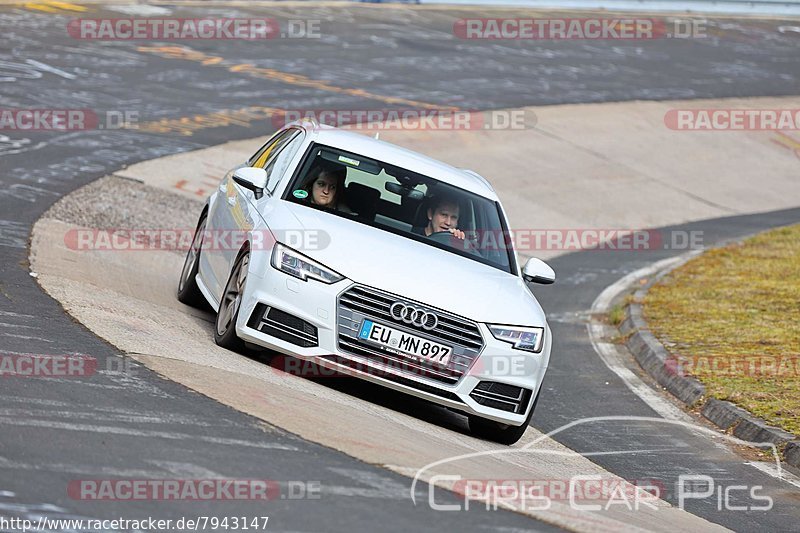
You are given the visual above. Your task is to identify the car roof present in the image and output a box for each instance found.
[294,121,498,200]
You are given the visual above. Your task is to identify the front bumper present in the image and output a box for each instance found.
[236,266,550,426]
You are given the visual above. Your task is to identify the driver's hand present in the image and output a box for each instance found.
[448,228,465,240]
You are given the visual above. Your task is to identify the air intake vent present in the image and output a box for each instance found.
[470,381,531,414]
[248,304,318,348]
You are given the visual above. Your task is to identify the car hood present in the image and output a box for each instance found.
[264,201,547,326]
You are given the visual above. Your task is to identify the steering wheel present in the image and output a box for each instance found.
[428,231,481,255]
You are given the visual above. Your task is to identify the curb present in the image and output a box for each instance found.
[616,257,800,469]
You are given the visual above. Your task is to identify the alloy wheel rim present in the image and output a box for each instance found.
[216,254,248,336]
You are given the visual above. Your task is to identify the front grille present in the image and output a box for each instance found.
[470,381,531,414]
[340,286,483,349]
[336,285,484,384]
[248,304,318,348]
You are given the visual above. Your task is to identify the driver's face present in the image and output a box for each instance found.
[428,203,459,233]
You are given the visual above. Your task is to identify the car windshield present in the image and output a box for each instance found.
[283,143,516,274]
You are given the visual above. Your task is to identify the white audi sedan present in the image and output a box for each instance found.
[178,120,555,444]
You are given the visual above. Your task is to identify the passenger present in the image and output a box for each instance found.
[413,195,465,240]
[304,166,348,211]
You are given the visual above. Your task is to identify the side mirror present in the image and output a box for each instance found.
[522,257,555,285]
[232,167,268,199]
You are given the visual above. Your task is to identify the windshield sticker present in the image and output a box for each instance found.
[293,189,308,199]
[338,156,360,167]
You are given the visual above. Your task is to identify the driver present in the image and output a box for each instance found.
[413,195,465,240]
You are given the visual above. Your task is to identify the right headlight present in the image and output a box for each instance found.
[270,243,344,284]
[488,324,545,353]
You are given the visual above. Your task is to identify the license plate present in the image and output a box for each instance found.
[358,319,452,366]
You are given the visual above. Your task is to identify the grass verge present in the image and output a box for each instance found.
[608,304,626,326]
[644,224,800,435]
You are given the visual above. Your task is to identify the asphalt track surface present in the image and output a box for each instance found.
[1,3,800,532]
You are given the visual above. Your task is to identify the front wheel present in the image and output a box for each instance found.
[214,251,249,351]
[468,388,540,445]
[177,213,207,308]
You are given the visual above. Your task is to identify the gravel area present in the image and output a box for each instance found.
[43,175,205,255]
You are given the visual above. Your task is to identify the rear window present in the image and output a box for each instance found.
[283,143,515,274]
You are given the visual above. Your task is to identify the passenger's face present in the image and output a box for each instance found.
[428,203,459,233]
[311,174,337,207]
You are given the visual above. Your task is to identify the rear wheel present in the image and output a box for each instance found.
[468,388,540,445]
[177,213,207,308]
[214,251,249,351]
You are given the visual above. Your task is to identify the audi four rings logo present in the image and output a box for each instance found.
[389,302,438,330]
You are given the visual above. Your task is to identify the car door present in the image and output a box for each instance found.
[203,129,299,302]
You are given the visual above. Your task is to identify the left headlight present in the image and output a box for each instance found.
[488,324,545,353]
[271,243,344,284]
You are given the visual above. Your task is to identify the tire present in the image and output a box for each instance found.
[177,213,208,308]
[468,388,541,445]
[214,250,249,351]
